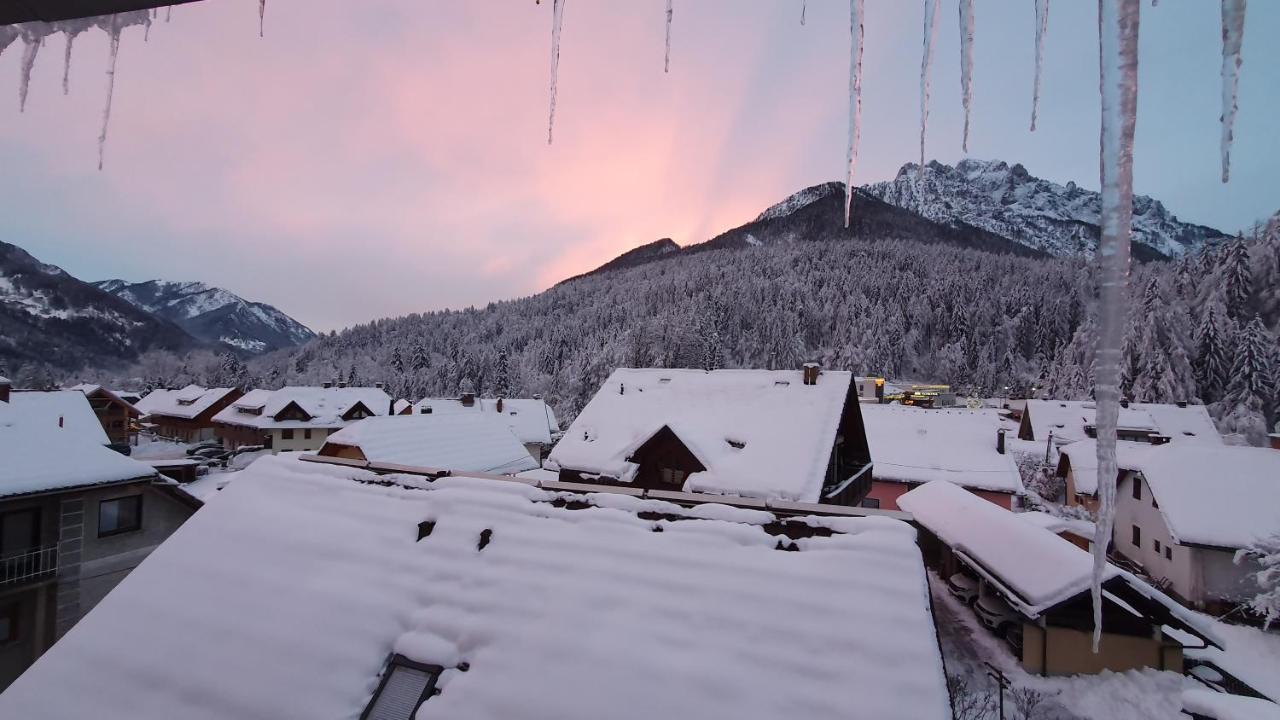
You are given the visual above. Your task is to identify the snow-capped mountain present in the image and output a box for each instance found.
[0,241,198,374]
[863,159,1229,259]
[94,279,315,355]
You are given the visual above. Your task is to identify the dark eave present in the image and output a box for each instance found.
[2,0,203,24]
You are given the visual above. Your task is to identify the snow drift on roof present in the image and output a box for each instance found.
[213,386,391,429]
[324,414,539,474]
[0,422,155,497]
[549,368,853,503]
[0,455,951,720]
[1181,689,1280,720]
[861,405,1023,493]
[1017,511,1096,538]
[415,397,559,445]
[1056,439,1152,495]
[136,385,238,420]
[4,390,109,445]
[1022,399,1222,446]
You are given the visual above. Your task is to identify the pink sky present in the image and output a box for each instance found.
[1,1,1276,331]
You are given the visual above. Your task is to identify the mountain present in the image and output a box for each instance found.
[0,241,199,374]
[94,279,315,355]
[863,159,1229,259]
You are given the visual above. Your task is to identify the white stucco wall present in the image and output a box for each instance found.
[268,427,330,454]
[1114,472,1196,601]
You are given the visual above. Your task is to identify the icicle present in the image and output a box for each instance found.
[144,13,153,42]
[18,28,44,113]
[547,0,566,145]
[1091,0,1140,654]
[259,0,267,38]
[1031,0,1050,131]
[845,0,864,229]
[919,0,941,180]
[166,6,172,22]
[801,1,807,26]
[62,31,77,95]
[959,0,975,153]
[99,14,124,171]
[1219,0,1245,183]
[664,0,673,73]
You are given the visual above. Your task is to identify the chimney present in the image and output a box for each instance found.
[0,376,9,403]
[1269,434,1280,451]
[802,362,820,386]
[461,392,475,407]
[322,381,333,389]
[996,428,1007,455]
[59,415,64,428]
[496,397,504,413]
[375,382,385,390]
[1175,400,1188,408]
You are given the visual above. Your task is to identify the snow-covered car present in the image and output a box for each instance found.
[192,446,228,459]
[973,593,1022,635]
[945,572,980,606]
[186,442,222,456]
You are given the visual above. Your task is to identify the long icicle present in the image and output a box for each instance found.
[1092,0,1140,654]
[1219,0,1245,183]
[801,1,807,26]
[259,0,267,38]
[844,0,864,229]
[664,0,673,73]
[99,14,124,171]
[547,0,566,144]
[18,28,44,112]
[1031,0,1050,131]
[919,0,941,180]
[62,31,77,95]
[166,6,172,22]
[959,0,975,152]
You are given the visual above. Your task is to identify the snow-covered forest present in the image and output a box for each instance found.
[74,212,1279,444]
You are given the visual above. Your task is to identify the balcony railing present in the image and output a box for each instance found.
[0,546,59,587]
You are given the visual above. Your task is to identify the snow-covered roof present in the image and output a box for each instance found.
[1022,399,1222,446]
[0,375,9,384]
[1130,445,1280,550]
[861,405,1023,493]
[213,386,392,430]
[1182,690,1280,720]
[3,390,110,445]
[415,397,559,445]
[1056,439,1153,495]
[392,398,412,414]
[1016,511,1096,539]
[135,385,239,420]
[323,414,539,474]
[0,421,156,498]
[0,455,952,720]
[514,467,560,483]
[548,368,854,503]
[67,383,141,415]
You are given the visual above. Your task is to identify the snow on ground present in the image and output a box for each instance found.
[130,435,197,460]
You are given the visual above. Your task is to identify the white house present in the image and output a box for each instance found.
[1113,445,1280,612]
[318,413,540,475]
[212,386,392,453]
[0,455,953,720]
[1018,399,1222,448]
[415,394,559,460]
[1054,439,1155,511]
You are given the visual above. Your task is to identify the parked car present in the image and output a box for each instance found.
[974,593,1022,636]
[192,446,227,459]
[186,442,222,456]
[945,572,980,606]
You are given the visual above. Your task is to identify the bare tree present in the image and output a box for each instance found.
[948,673,995,720]
[1010,686,1056,720]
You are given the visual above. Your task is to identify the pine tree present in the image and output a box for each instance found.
[1193,305,1231,404]
[495,349,511,398]
[1224,236,1253,320]
[390,347,405,374]
[411,343,429,372]
[1216,316,1275,445]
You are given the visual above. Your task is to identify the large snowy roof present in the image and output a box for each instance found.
[0,455,952,720]
[1130,445,1280,550]
[415,397,560,445]
[323,414,539,475]
[549,368,853,503]
[3,390,110,445]
[67,383,142,415]
[136,385,239,420]
[1022,399,1222,446]
[1056,439,1154,495]
[0,420,156,498]
[213,386,392,429]
[861,405,1023,493]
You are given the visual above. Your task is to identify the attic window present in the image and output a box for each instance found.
[725,438,746,450]
[360,655,442,720]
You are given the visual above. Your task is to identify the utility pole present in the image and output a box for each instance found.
[984,662,1010,720]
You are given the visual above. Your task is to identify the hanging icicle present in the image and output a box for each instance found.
[1031,0,1050,131]
[547,0,567,145]
[919,0,941,180]
[845,0,864,229]
[62,30,77,94]
[1219,0,1245,183]
[958,0,975,153]
[18,27,44,112]
[259,0,267,38]
[144,11,153,42]
[1091,0,1140,654]
[99,14,125,171]
[801,1,807,26]
[664,0,673,73]
[166,6,172,22]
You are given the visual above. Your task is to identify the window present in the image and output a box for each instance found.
[660,468,686,485]
[1165,546,1172,561]
[861,498,881,509]
[98,495,142,537]
[304,429,312,440]
[360,655,442,720]
[1154,539,1161,553]
[1132,478,1141,501]
[0,603,17,645]
[1131,524,1142,547]
[0,509,41,556]
[281,429,295,440]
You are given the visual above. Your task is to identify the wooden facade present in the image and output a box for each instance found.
[82,388,139,446]
[147,390,243,443]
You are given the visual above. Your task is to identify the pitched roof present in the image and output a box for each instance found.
[3,390,110,445]
[323,414,539,474]
[1129,445,1280,549]
[68,383,141,416]
[415,397,559,445]
[549,368,853,503]
[213,386,392,429]
[1022,399,1222,446]
[0,456,952,720]
[1056,439,1154,495]
[135,385,239,420]
[0,418,155,498]
[860,405,1023,493]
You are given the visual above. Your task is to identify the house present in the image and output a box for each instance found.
[548,366,872,506]
[898,480,1220,677]
[0,385,110,448]
[854,375,884,403]
[1112,445,1280,613]
[1054,439,1153,511]
[0,404,200,690]
[859,404,1024,510]
[213,385,393,453]
[1017,399,1223,447]
[415,393,559,460]
[67,384,141,447]
[135,385,243,442]
[0,454,952,720]
[392,399,413,415]
[318,413,540,475]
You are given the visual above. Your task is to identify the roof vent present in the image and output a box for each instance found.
[725,438,745,450]
[361,655,442,720]
[478,529,493,551]
[1176,400,1188,408]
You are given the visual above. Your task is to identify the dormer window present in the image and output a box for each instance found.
[360,654,442,720]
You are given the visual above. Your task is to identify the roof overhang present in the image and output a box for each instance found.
[2,1,203,24]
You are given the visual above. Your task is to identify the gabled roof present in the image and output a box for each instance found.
[1129,445,1280,550]
[0,456,952,720]
[0,419,156,498]
[212,386,392,430]
[415,397,559,445]
[135,385,239,420]
[68,383,141,416]
[549,368,854,503]
[3,390,110,445]
[1022,399,1222,446]
[860,405,1023,493]
[1056,439,1153,496]
[323,414,539,474]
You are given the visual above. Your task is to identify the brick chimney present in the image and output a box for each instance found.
[802,363,820,386]
[496,397,504,413]
[996,428,1007,455]
[0,376,9,403]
